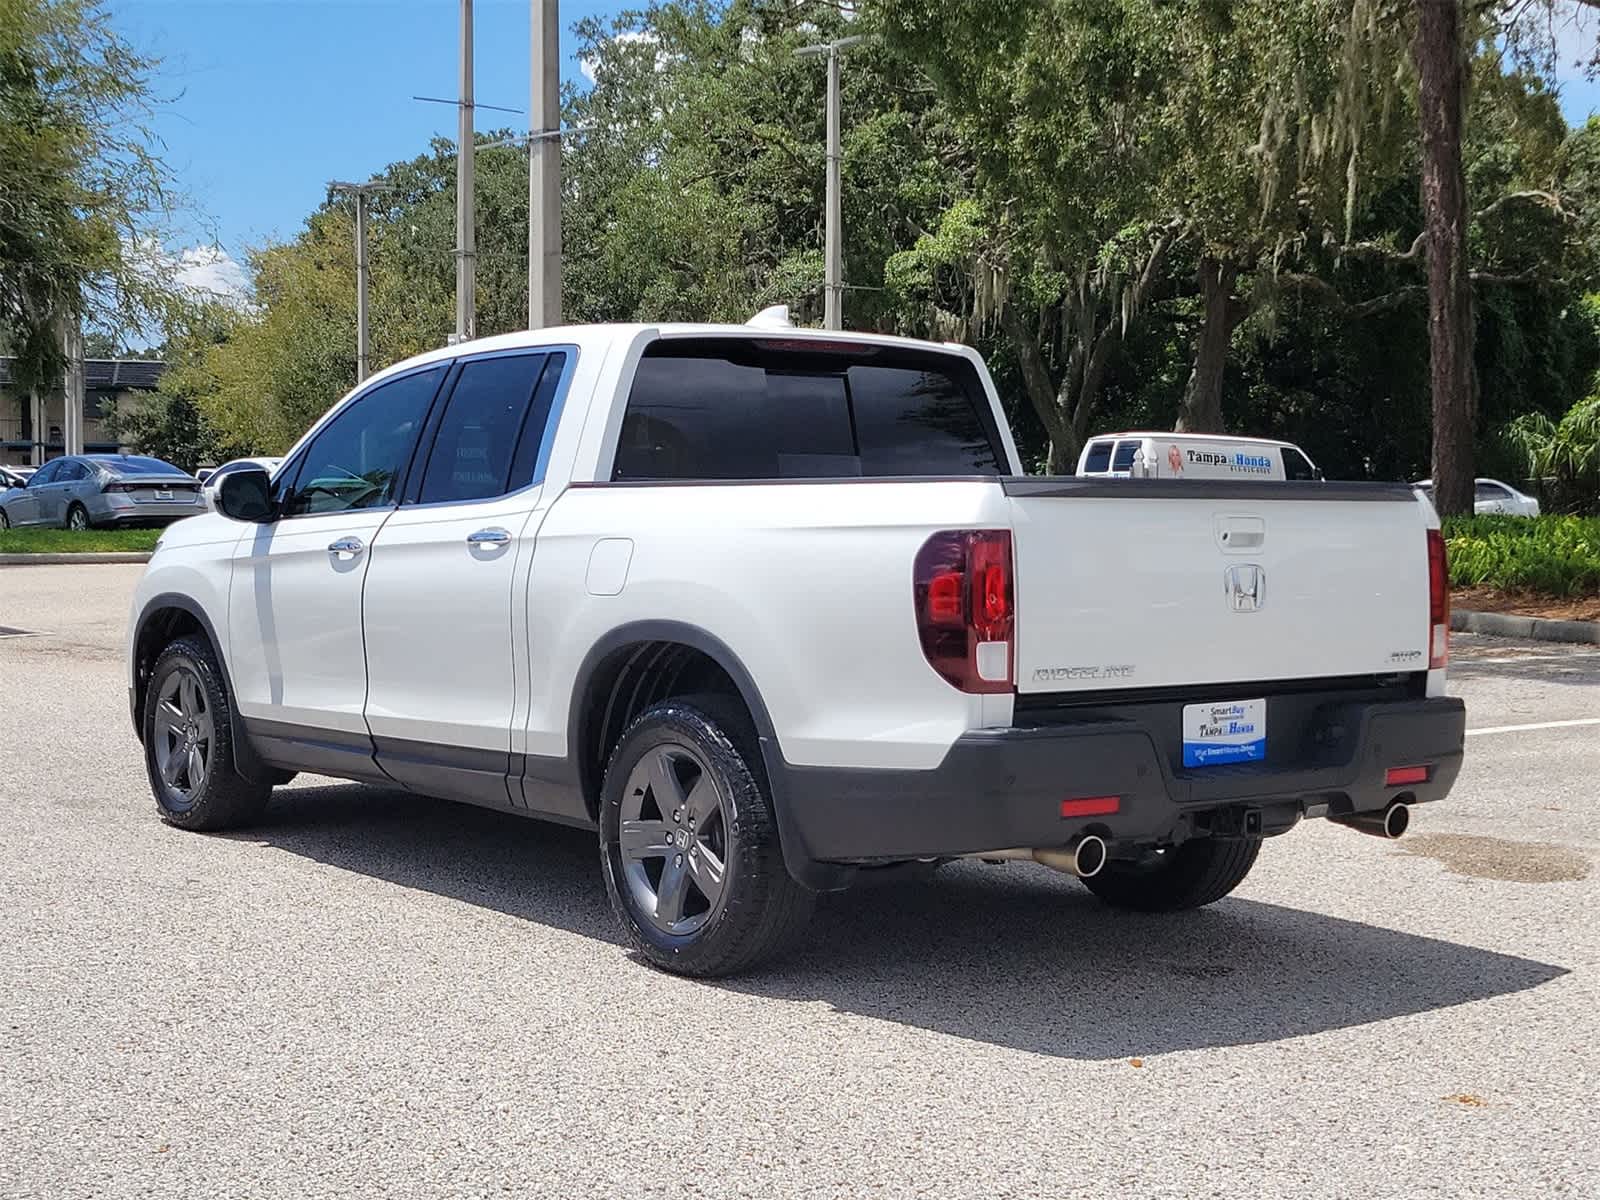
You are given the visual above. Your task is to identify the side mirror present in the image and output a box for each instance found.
[217,467,276,522]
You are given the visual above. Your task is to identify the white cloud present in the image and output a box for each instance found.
[579,30,663,85]
[171,245,249,306]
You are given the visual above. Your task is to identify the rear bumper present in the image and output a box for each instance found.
[773,696,1465,863]
[96,502,203,526]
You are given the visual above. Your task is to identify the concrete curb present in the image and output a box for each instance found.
[1452,608,1600,645]
[0,552,151,566]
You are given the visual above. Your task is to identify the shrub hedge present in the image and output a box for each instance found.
[1443,515,1600,597]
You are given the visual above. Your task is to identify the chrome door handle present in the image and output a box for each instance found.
[466,528,512,546]
[327,536,364,557]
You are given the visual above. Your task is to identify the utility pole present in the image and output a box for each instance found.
[796,35,866,330]
[62,316,83,456]
[329,180,392,382]
[456,0,477,343]
[529,0,561,328]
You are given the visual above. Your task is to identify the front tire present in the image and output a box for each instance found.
[599,695,814,977]
[1081,837,1262,912]
[142,635,271,831]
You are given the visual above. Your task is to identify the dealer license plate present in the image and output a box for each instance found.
[1182,698,1266,767]
[155,489,173,500]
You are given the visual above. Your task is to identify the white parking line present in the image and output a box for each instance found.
[1465,717,1600,737]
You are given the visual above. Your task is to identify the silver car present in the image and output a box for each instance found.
[0,454,205,530]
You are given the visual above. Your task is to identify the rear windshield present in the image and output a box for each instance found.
[101,456,185,475]
[611,340,1004,481]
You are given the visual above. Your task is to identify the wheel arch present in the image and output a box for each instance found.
[130,593,273,784]
[568,620,849,892]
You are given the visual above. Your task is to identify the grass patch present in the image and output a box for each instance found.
[1443,514,1600,597]
[0,527,162,554]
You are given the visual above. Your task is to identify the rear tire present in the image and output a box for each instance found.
[66,503,89,531]
[599,693,814,977]
[1081,837,1262,912]
[142,635,271,831]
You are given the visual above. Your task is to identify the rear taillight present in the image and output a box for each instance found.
[913,529,1014,694]
[104,481,136,493]
[1427,528,1449,670]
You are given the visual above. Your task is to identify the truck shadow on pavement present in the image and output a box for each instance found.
[249,782,1569,1062]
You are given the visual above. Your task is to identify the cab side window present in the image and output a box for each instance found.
[281,367,444,517]
[29,460,62,486]
[1282,447,1318,481]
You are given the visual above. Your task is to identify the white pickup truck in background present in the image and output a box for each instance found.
[127,320,1466,976]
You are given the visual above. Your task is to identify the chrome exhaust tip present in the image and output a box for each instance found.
[1331,801,1411,840]
[1032,834,1108,878]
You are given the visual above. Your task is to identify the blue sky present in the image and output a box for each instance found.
[113,0,1600,300]
[114,0,627,291]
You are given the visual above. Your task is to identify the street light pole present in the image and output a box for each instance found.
[329,180,394,382]
[796,34,866,331]
[457,0,477,343]
[530,0,561,329]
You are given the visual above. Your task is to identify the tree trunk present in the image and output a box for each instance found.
[999,221,1183,474]
[1413,0,1475,516]
[1175,257,1239,434]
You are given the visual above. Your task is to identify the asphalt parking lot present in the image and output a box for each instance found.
[2,564,1597,1199]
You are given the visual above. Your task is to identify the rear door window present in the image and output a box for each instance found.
[611,340,1003,481]
[1111,441,1139,473]
[414,352,560,505]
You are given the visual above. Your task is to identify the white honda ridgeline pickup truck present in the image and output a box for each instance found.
[128,319,1465,976]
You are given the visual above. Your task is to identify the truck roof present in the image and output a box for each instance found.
[363,323,973,391]
[1087,431,1296,448]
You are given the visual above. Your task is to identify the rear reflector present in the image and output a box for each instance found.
[1060,796,1120,818]
[1385,765,1430,787]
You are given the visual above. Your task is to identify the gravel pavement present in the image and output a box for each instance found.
[2,564,1597,1199]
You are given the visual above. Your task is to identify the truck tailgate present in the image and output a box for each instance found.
[1004,478,1431,694]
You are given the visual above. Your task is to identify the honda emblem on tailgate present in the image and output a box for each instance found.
[1225,564,1265,612]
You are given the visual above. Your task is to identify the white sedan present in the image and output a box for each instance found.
[201,457,283,511]
[1415,477,1541,516]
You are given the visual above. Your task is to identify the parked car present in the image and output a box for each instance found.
[0,454,204,530]
[127,319,1465,976]
[1414,477,1541,517]
[1077,432,1323,481]
[200,457,283,511]
[0,465,30,490]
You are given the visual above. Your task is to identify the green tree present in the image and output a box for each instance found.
[1507,390,1600,513]
[103,301,238,468]
[0,0,180,391]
